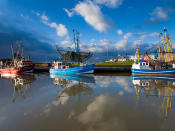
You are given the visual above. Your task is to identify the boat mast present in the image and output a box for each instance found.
[163,28,170,53]
[169,38,173,53]
[160,33,167,52]
[73,29,80,53]
[21,44,24,60]
[73,29,81,64]
[136,47,140,61]
[11,43,14,60]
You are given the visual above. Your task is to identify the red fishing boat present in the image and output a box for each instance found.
[0,60,35,74]
[0,43,35,74]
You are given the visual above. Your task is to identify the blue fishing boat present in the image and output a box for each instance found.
[132,28,175,76]
[50,61,94,74]
[132,59,175,75]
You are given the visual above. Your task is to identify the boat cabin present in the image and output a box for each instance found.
[138,59,149,66]
[14,60,33,68]
[53,61,71,69]
[132,59,150,69]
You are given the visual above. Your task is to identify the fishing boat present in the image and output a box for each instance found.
[0,43,35,74]
[50,61,94,74]
[132,59,175,75]
[132,28,175,75]
[50,30,94,74]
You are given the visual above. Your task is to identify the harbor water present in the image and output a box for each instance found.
[0,73,175,131]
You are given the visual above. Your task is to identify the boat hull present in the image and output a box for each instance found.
[132,68,175,75]
[50,64,94,74]
[0,64,35,74]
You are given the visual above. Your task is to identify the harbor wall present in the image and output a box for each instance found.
[94,65,131,73]
[33,64,132,73]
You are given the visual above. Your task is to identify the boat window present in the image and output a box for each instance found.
[143,63,145,66]
[146,62,148,65]
[140,63,142,66]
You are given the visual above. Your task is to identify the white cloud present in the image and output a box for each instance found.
[115,32,159,50]
[33,12,68,37]
[149,32,159,37]
[63,8,74,17]
[61,31,158,54]
[74,0,110,32]
[117,29,123,35]
[123,32,159,40]
[133,40,143,46]
[138,32,159,39]
[83,39,113,53]
[147,6,169,24]
[57,24,68,37]
[32,10,40,16]
[41,14,48,21]
[152,7,168,20]
[94,0,123,8]
[61,40,72,45]
[115,32,132,49]
[115,39,128,49]
[83,43,102,52]
[123,32,133,39]
[20,13,32,21]
[154,40,161,45]
[49,23,68,37]
[99,39,112,46]
[78,31,158,53]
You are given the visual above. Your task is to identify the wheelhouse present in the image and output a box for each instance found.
[52,61,71,69]
[139,59,149,66]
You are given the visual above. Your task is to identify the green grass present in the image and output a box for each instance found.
[96,60,134,66]
[71,63,79,67]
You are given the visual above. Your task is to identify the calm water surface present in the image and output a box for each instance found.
[0,73,175,131]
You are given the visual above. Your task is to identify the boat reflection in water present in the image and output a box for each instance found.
[0,73,36,102]
[50,74,95,103]
[132,75,175,119]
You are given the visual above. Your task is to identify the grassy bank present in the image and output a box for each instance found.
[96,60,134,66]
[34,60,134,67]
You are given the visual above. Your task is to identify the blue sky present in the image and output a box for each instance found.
[0,0,175,61]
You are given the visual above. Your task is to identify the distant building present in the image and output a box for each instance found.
[116,55,129,62]
[129,55,136,60]
[109,58,116,62]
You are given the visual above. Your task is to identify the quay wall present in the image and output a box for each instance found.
[33,64,132,73]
